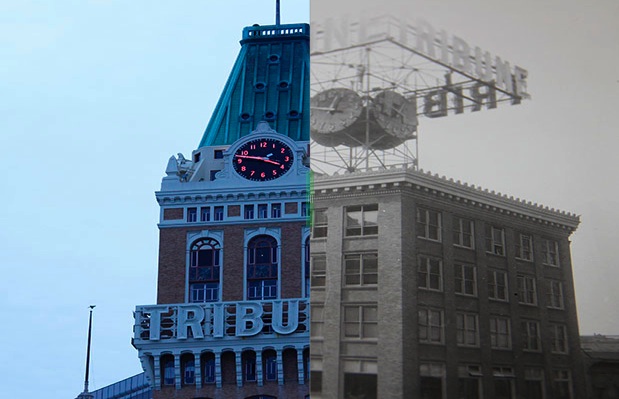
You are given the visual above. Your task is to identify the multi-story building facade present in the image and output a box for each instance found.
[310,166,586,399]
[132,21,311,399]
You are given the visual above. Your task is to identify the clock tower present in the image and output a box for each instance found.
[132,21,310,399]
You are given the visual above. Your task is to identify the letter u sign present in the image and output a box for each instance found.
[272,300,299,334]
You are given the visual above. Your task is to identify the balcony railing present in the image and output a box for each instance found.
[133,299,309,344]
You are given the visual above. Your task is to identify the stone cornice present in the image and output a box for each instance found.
[313,166,580,232]
[156,187,309,205]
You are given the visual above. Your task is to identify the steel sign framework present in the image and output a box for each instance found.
[310,14,529,174]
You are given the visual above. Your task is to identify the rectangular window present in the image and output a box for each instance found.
[547,280,565,309]
[343,305,378,339]
[543,239,560,266]
[455,264,477,296]
[187,207,197,222]
[213,149,224,159]
[417,207,442,241]
[517,275,538,305]
[458,365,482,399]
[257,204,268,219]
[453,216,474,248]
[524,368,545,399]
[552,370,573,399]
[419,308,444,344]
[311,255,327,288]
[344,253,378,286]
[345,204,378,236]
[485,225,505,256]
[271,203,281,218]
[516,233,534,261]
[301,202,309,217]
[551,324,569,354]
[418,256,442,291]
[521,320,541,351]
[493,367,515,399]
[312,208,328,238]
[200,207,210,222]
[214,206,224,221]
[244,204,255,219]
[420,364,445,399]
[488,269,508,301]
[456,313,479,347]
[490,316,511,349]
[310,305,324,337]
[247,279,277,300]
[190,282,219,302]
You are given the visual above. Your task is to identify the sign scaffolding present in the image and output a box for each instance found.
[310,14,529,175]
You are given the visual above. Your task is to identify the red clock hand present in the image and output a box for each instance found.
[235,154,281,165]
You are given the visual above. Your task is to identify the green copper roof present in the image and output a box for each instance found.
[198,23,310,147]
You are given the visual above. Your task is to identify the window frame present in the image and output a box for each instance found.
[547,280,565,309]
[344,252,378,286]
[456,312,479,347]
[490,316,512,349]
[418,308,444,344]
[418,256,443,291]
[517,275,538,306]
[343,305,378,340]
[521,320,542,352]
[312,208,328,238]
[543,238,560,267]
[485,225,505,256]
[488,269,509,302]
[455,263,477,296]
[551,324,569,354]
[417,207,442,242]
[345,204,379,237]
[453,216,475,249]
[516,233,534,261]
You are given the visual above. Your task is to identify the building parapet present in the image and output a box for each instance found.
[314,165,580,231]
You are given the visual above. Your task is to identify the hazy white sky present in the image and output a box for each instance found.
[1,0,617,397]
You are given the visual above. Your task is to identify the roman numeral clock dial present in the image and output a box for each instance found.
[233,138,294,181]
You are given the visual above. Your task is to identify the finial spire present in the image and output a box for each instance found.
[276,0,281,26]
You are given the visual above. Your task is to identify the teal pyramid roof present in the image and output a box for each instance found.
[198,23,310,147]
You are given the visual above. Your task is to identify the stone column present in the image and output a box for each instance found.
[235,351,243,387]
[153,355,161,390]
[215,352,222,388]
[174,353,181,390]
[256,350,264,387]
[194,352,202,389]
[276,348,284,385]
[297,347,305,384]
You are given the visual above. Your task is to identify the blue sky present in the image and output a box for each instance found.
[0,1,308,397]
[2,0,618,397]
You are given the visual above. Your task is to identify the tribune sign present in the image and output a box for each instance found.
[311,14,530,118]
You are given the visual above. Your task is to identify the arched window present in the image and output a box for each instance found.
[304,237,310,297]
[247,235,278,300]
[189,238,221,302]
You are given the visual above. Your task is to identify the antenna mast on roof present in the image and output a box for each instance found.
[276,0,281,26]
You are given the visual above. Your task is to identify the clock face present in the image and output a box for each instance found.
[310,88,363,134]
[372,90,417,138]
[233,138,294,181]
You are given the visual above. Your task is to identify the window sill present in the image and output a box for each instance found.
[453,244,475,250]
